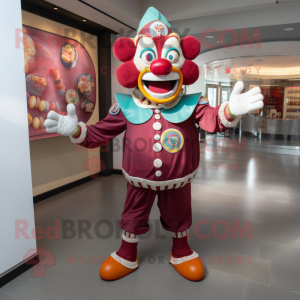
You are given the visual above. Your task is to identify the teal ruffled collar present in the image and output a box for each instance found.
[115,92,201,124]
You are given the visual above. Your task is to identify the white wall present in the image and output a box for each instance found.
[0,1,37,276]
[186,69,206,96]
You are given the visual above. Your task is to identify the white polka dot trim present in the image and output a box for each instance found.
[153,122,162,131]
[154,159,162,168]
[155,171,162,177]
[153,143,162,152]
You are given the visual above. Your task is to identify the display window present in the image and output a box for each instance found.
[203,55,300,144]
[23,25,97,140]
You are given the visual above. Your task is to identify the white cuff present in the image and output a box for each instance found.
[171,229,189,238]
[218,101,241,128]
[170,251,199,265]
[69,122,87,144]
[111,252,138,269]
[122,230,140,243]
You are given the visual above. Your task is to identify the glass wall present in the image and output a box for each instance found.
[203,55,300,148]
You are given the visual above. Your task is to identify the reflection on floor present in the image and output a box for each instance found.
[207,132,300,154]
[1,137,300,300]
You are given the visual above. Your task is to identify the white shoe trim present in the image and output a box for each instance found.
[111,251,138,269]
[218,101,241,128]
[69,122,87,144]
[170,251,199,265]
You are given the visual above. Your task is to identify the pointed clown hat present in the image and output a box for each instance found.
[137,7,172,38]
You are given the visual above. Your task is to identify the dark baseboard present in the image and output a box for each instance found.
[33,170,124,204]
[33,172,104,204]
[0,255,39,288]
[113,169,123,175]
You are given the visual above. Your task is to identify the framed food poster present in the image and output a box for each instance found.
[23,25,97,140]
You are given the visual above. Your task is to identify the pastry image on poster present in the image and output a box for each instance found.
[76,73,94,96]
[23,25,97,140]
[80,98,95,114]
[23,31,36,75]
[26,74,47,96]
[60,43,78,69]
[65,89,79,105]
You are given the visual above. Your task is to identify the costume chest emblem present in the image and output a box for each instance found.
[161,129,184,153]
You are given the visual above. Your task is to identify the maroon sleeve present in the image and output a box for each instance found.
[194,104,226,133]
[80,110,127,149]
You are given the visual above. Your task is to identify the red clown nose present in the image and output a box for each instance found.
[150,58,172,76]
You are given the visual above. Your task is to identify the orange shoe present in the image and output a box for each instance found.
[100,252,139,281]
[169,252,205,281]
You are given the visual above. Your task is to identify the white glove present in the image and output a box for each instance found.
[229,81,264,116]
[44,104,78,136]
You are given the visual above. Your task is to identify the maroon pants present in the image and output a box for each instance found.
[120,182,192,235]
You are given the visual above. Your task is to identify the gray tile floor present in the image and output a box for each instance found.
[2,135,300,299]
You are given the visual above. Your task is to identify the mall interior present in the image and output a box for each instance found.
[1,0,300,299]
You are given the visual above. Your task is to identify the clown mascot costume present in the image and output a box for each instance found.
[45,7,264,281]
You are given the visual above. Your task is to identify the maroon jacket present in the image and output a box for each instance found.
[77,95,226,190]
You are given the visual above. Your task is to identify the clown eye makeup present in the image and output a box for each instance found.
[140,48,156,64]
[166,48,180,63]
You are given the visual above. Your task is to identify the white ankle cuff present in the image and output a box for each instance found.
[122,230,140,243]
[171,229,189,238]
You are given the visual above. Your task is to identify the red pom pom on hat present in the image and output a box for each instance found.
[181,59,199,85]
[181,36,201,60]
[116,61,140,88]
[113,37,136,62]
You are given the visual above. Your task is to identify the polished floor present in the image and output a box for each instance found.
[1,135,300,300]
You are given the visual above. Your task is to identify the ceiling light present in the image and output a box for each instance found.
[54,7,58,10]
[206,36,214,38]
[284,28,294,31]
[83,19,87,22]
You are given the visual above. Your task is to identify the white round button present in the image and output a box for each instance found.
[153,159,162,168]
[155,114,161,120]
[154,134,161,141]
[156,171,162,177]
[155,109,161,114]
[153,122,162,130]
[153,143,162,152]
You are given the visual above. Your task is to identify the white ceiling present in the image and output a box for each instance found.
[142,0,277,22]
[44,0,300,34]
